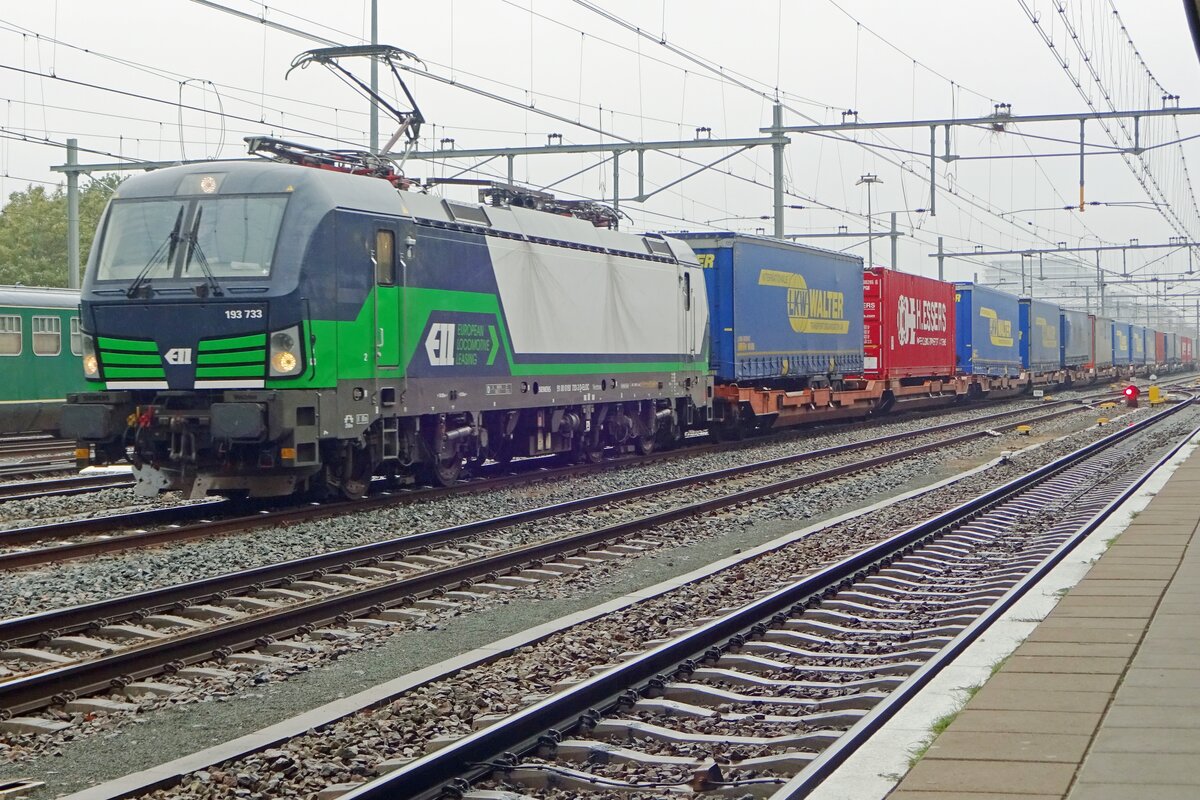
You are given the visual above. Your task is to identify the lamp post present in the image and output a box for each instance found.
[856,174,883,267]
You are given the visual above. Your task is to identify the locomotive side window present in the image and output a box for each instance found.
[0,315,19,356]
[684,272,692,311]
[32,316,61,357]
[70,317,83,356]
[375,229,396,286]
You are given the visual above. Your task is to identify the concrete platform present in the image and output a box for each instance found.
[888,435,1200,800]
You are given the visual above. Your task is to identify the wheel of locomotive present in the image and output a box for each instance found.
[579,435,605,463]
[422,453,464,487]
[492,441,515,466]
[655,417,683,450]
[340,447,375,501]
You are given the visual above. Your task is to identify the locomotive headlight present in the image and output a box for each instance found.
[269,325,303,377]
[81,334,100,379]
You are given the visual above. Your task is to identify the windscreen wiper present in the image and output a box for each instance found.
[125,206,184,299]
[182,206,224,298]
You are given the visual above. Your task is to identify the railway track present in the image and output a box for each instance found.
[0,472,131,502]
[0,397,1105,571]
[326,392,1197,800]
[0,397,1108,722]
[0,388,1123,510]
[40,392,1195,800]
[0,436,73,460]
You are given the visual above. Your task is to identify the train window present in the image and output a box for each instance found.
[375,230,396,286]
[70,317,83,356]
[684,272,692,311]
[32,316,61,357]
[0,315,19,356]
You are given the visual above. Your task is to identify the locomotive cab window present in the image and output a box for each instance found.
[684,272,692,310]
[70,317,83,356]
[95,195,288,282]
[32,316,61,357]
[0,315,20,356]
[375,229,396,286]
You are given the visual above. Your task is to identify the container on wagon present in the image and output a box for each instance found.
[953,283,1022,377]
[1168,332,1179,364]
[1091,316,1114,368]
[862,267,954,380]
[675,233,865,383]
[1181,336,1193,365]
[1019,298,1061,373]
[1129,324,1147,364]
[1060,308,1091,368]
[1112,322,1131,364]
[1154,330,1167,364]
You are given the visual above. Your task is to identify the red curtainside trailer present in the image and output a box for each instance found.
[1154,330,1167,365]
[1182,336,1194,365]
[863,267,955,380]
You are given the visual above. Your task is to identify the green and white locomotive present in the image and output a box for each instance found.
[62,153,711,498]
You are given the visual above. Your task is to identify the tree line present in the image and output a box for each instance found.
[0,174,123,288]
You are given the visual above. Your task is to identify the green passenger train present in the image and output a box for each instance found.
[0,287,87,434]
[62,160,711,498]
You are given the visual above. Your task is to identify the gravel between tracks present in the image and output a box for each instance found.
[0,401,1181,797]
[124,405,1188,800]
[0,397,1089,618]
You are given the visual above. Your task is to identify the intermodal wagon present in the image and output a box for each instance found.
[679,233,865,384]
[1060,308,1091,369]
[954,283,1021,377]
[862,267,954,380]
[1019,298,1061,374]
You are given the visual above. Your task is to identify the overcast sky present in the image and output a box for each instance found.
[2,1,1199,321]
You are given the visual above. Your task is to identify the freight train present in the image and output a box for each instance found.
[60,153,1194,499]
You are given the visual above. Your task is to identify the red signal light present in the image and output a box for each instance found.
[1124,385,1139,397]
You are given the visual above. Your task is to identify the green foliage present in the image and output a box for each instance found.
[0,174,123,288]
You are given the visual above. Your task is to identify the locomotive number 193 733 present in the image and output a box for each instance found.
[224,308,265,320]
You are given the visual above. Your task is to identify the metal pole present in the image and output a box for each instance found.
[772,103,785,239]
[1078,119,1085,211]
[66,138,80,290]
[866,184,874,267]
[889,212,897,270]
[1085,286,1091,314]
[929,126,937,217]
[937,236,944,281]
[369,0,379,153]
[612,151,620,221]
[1096,250,1105,317]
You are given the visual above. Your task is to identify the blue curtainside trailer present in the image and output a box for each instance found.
[1129,324,1147,364]
[1060,308,1091,368]
[1112,323,1131,364]
[675,233,864,383]
[1019,298,1061,373]
[953,283,1022,377]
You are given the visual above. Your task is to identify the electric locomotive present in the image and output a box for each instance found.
[61,154,711,499]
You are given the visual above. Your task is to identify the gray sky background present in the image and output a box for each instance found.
[1,1,1199,320]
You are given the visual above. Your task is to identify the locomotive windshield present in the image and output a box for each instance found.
[95,195,288,282]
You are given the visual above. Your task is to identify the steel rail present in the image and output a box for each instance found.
[0,399,1097,569]
[0,473,133,501]
[0,402,1100,717]
[0,459,76,479]
[337,395,1193,800]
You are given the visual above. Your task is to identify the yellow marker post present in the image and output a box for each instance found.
[1016,425,1032,435]
[1149,385,1163,406]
